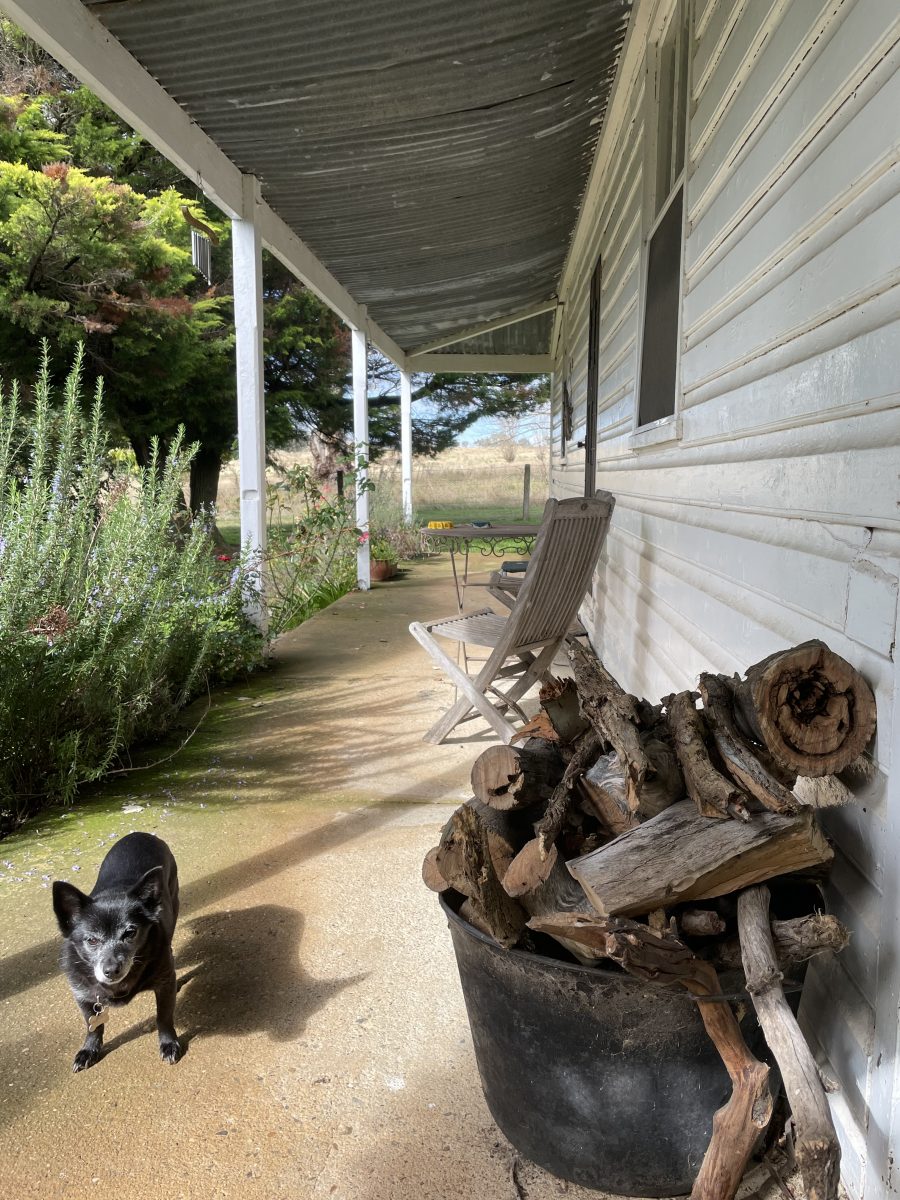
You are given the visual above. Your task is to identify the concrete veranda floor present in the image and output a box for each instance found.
[0,558,795,1200]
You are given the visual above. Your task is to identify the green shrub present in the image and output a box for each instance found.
[264,462,360,635]
[0,349,265,830]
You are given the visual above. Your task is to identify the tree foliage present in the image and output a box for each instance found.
[0,20,549,507]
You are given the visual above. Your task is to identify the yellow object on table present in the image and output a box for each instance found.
[426,521,454,528]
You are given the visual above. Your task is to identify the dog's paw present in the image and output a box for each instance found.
[73,1048,101,1073]
[159,1038,183,1065]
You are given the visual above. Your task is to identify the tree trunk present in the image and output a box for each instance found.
[189,443,223,516]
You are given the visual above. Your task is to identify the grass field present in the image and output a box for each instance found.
[216,443,550,539]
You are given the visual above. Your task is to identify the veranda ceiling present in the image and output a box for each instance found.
[80,0,632,358]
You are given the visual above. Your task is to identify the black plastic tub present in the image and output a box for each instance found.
[442,894,766,1197]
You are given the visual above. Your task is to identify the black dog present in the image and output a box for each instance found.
[52,832,182,1072]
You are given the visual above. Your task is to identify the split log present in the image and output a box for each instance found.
[439,803,526,948]
[510,710,559,743]
[733,640,877,778]
[534,729,603,855]
[567,640,650,810]
[503,838,558,898]
[526,913,773,1200]
[471,740,563,811]
[421,847,449,893]
[699,674,798,814]
[667,690,750,820]
[738,886,840,1200]
[567,800,833,919]
[679,908,727,938]
[538,675,590,742]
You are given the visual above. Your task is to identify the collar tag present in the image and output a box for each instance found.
[88,1001,109,1033]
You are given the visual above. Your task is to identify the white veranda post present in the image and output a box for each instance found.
[231,174,267,626]
[352,323,370,589]
[400,367,413,523]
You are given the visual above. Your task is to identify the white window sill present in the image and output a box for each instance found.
[628,415,680,451]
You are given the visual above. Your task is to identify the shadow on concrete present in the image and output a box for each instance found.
[97,905,362,1063]
[176,904,363,1043]
[0,800,417,1006]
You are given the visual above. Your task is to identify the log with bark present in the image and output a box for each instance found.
[699,673,798,814]
[567,800,833,918]
[435,803,527,947]
[732,640,877,778]
[666,690,750,821]
[738,886,841,1200]
[567,639,650,809]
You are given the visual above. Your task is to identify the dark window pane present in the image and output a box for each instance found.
[638,185,683,427]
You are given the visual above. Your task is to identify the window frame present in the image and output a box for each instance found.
[632,0,693,444]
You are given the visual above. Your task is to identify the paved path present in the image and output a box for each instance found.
[0,558,790,1200]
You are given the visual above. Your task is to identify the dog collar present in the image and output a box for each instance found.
[88,996,109,1033]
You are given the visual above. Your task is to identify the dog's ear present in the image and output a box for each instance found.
[52,881,91,937]
[130,865,164,914]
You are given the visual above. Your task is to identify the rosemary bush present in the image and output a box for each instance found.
[0,350,264,830]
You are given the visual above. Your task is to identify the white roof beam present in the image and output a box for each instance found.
[410,354,552,374]
[407,299,559,358]
[8,0,407,368]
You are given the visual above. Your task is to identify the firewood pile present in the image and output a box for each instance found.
[422,639,877,1200]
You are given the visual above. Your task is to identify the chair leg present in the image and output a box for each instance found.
[502,640,562,706]
[409,623,517,744]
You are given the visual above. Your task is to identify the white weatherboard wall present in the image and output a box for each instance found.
[551,1,900,1196]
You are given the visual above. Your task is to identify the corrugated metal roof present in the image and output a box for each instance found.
[83,0,631,356]
[428,309,556,357]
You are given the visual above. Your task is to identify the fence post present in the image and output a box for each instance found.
[522,463,531,521]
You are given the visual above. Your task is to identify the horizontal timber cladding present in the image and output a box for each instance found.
[551,1,900,1196]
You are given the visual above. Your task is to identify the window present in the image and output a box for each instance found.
[584,257,602,496]
[637,1,690,428]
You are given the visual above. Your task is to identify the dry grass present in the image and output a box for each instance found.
[217,443,551,533]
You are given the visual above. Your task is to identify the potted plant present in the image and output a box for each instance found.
[368,532,399,581]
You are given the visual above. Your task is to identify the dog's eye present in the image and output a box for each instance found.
[85,936,100,947]
[122,927,136,940]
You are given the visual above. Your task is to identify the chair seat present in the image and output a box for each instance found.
[426,608,510,648]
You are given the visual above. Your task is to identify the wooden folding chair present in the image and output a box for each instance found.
[409,493,615,744]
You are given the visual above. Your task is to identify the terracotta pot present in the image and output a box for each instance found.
[370,558,397,582]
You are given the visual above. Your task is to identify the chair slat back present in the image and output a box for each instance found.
[500,493,615,649]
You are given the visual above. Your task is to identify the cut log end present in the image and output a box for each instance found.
[736,640,877,778]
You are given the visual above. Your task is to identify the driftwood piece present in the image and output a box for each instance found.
[679,908,727,937]
[471,740,563,810]
[667,690,750,820]
[567,800,833,918]
[421,847,449,893]
[773,912,850,963]
[579,736,684,827]
[699,674,798,814]
[440,803,526,947]
[535,729,602,855]
[519,858,607,963]
[567,640,650,810]
[578,771,640,836]
[733,640,877,778]
[526,913,773,1200]
[511,710,559,743]
[738,886,840,1200]
[710,911,850,972]
[539,675,590,742]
